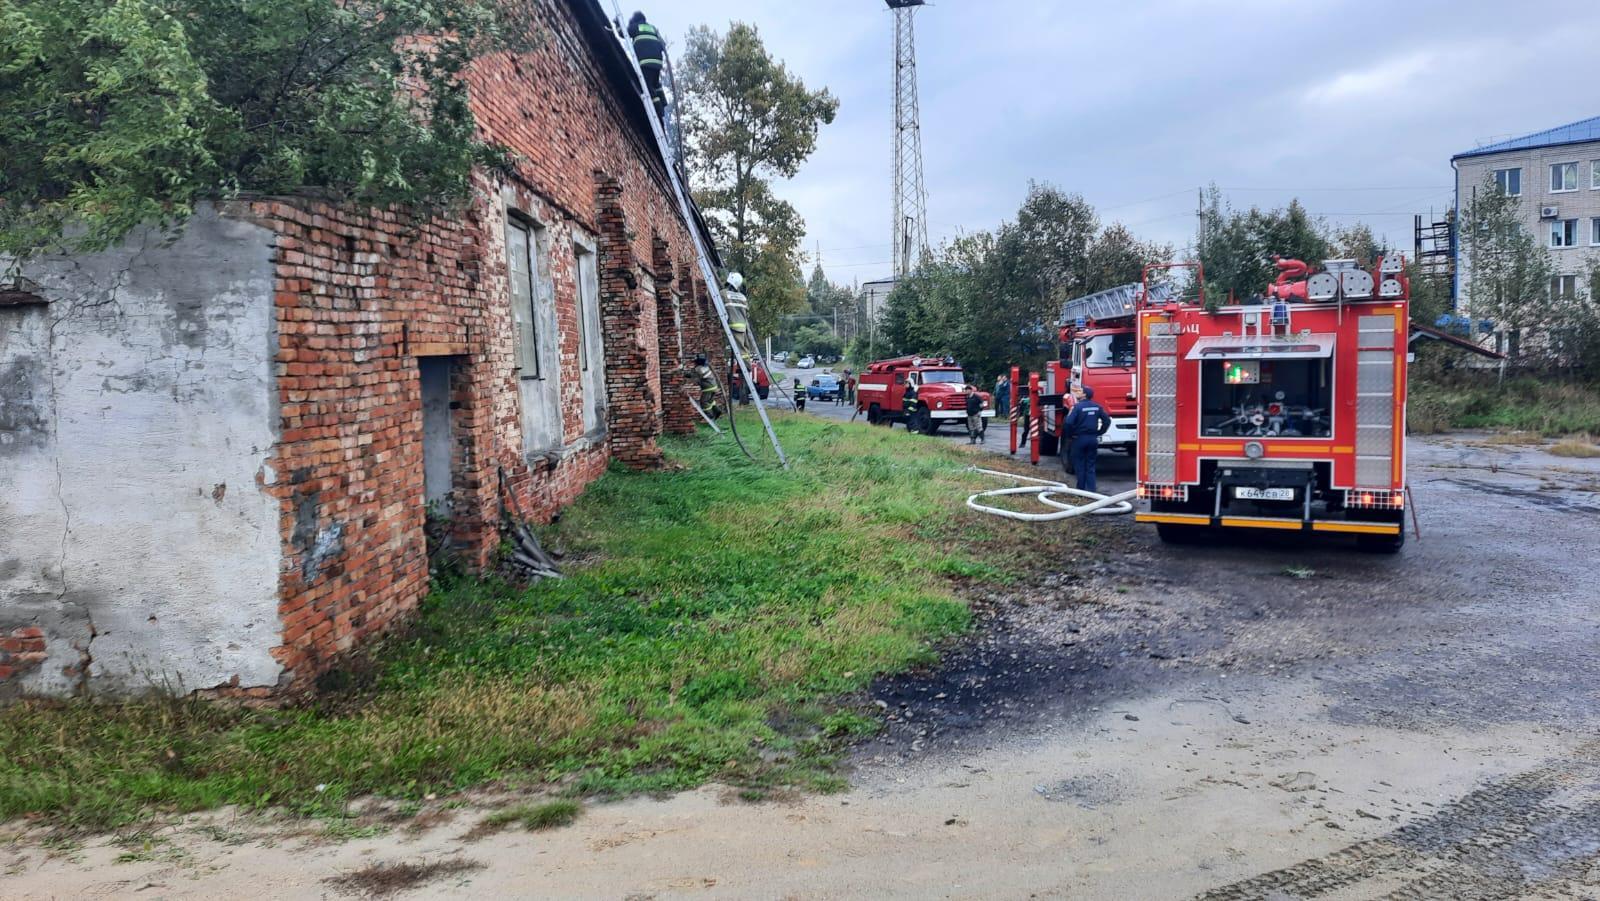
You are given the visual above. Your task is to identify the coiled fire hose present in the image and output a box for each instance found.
[965,468,1136,522]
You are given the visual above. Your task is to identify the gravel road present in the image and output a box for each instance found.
[7,431,1600,900]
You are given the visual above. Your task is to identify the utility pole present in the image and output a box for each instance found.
[888,0,930,281]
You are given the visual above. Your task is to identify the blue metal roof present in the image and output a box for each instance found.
[1453,115,1600,160]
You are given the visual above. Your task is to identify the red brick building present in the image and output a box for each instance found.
[0,0,726,699]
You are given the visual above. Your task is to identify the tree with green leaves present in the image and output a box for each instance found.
[677,22,837,340]
[0,0,519,265]
[877,184,1170,380]
[1195,185,1332,305]
[1459,176,1556,361]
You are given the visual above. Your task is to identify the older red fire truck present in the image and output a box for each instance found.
[857,355,995,434]
[1135,258,1410,552]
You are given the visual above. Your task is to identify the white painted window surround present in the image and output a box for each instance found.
[1551,219,1578,248]
[572,234,606,435]
[507,211,563,453]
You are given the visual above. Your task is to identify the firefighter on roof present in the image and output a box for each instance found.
[1063,386,1113,492]
[693,354,722,419]
[627,13,668,120]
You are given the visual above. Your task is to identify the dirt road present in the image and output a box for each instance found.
[7,434,1600,899]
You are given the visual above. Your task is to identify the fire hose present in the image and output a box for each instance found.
[965,468,1136,522]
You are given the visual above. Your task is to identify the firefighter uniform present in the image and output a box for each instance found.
[1063,388,1113,492]
[627,13,668,120]
[694,356,722,419]
[902,381,920,429]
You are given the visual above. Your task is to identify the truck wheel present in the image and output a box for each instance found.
[867,404,882,425]
[921,414,940,435]
[1357,529,1406,554]
[1156,523,1205,545]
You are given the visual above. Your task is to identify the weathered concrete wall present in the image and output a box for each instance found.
[0,207,282,696]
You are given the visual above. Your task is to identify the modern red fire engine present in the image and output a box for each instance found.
[857,355,995,434]
[1135,258,1411,552]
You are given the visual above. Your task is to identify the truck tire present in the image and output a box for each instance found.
[1357,528,1406,554]
[867,403,882,425]
[1156,523,1206,545]
[921,413,940,435]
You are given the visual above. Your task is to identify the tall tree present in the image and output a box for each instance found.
[677,22,837,339]
[0,0,519,264]
[1459,175,1555,361]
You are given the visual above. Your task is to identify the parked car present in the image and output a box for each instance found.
[797,356,815,369]
[772,351,788,362]
[806,375,841,400]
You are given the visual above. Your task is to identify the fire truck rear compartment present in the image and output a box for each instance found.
[1144,458,1404,539]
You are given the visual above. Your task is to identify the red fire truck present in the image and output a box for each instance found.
[1135,258,1410,552]
[857,355,995,434]
[1036,283,1175,466]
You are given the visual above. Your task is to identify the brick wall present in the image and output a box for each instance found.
[243,0,717,693]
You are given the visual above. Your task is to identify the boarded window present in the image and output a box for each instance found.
[507,218,542,378]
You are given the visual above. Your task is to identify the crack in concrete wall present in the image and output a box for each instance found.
[0,206,284,697]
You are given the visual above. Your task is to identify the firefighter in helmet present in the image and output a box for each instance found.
[627,13,668,121]
[693,354,722,419]
[901,374,920,429]
[1063,385,1113,492]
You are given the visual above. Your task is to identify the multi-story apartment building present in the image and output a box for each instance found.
[1453,115,1600,307]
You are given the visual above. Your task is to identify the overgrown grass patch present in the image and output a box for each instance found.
[1409,370,1600,437]
[1550,437,1600,458]
[0,415,1046,832]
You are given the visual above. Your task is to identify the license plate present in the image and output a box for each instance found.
[1235,486,1294,501]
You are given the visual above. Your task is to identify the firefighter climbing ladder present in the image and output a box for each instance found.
[611,10,789,468]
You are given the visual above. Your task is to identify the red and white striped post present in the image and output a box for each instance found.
[1028,371,1041,466]
[1008,365,1020,455]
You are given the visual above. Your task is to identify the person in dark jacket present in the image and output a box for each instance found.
[693,354,722,419]
[901,378,920,430]
[963,385,985,444]
[995,374,1011,417]
[627,12,668,120]
[1062,386,1114,492]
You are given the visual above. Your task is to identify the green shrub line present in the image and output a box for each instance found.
[0,416,1014,832]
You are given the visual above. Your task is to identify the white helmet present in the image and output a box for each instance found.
[725,271,745,291]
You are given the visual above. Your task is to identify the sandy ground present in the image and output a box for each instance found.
[6,432,1600,900]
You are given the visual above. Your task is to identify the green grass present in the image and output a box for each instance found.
[482,799,581,832]
[1409,371,1600,437]
[0,415,1037,832]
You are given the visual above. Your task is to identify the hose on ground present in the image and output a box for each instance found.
[965,467,1136,521]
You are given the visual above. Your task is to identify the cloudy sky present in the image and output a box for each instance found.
[643,0,1599,285]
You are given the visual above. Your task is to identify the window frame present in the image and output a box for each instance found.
[1592,160,1600,190]
[1550,274,1578,300]
[1492,167,1522,197]
[505,213,550,380]
[1593,217,1600,247]
[1550,161,1579,193]
[1551,218,1579,248]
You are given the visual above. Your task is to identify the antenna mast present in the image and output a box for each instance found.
[888,0,930,280]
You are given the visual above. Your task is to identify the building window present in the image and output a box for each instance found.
[1492,167,1521,196]
[1592,160,1600,190]
[573,236,606,435]
[506,216,548,378]
[1550,162,1579,193]
[1551,219,1579,248]
[1551,275,1578,300]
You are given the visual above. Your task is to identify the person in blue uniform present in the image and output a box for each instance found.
[1062,386,1113,492]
